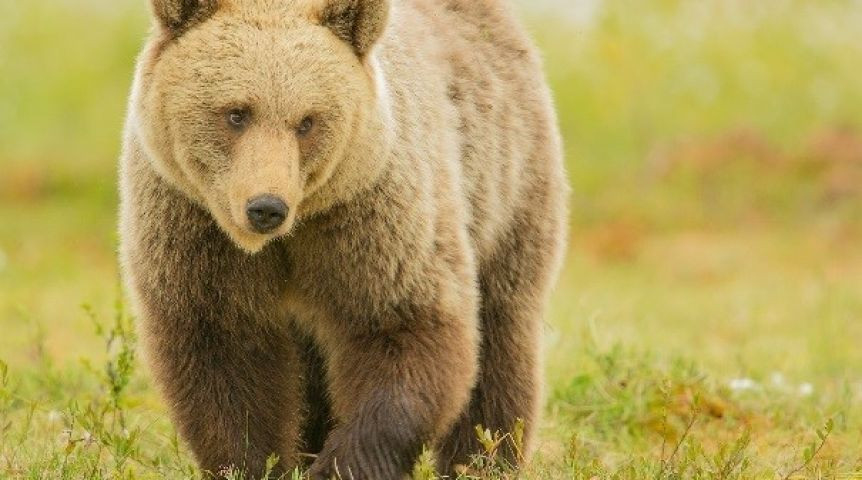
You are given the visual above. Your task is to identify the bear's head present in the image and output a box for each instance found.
[132,0,393,253]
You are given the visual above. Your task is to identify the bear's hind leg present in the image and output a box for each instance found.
[437,211,565,474]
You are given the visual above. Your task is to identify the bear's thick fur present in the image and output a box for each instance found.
[119,0,567,477]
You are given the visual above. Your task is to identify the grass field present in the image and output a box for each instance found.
[2,0,862,478]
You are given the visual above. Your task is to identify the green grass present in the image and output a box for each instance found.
[2,0,862,478]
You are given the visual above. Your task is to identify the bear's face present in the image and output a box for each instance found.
[135,0,389,253]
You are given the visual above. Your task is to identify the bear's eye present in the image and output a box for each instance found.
[227,109,249,129]
[296,116,315,137]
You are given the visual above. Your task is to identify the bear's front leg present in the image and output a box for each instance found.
[139,300,305,477]
[122,171,306,477]
[307,302,478,480]
[129,241,306,476]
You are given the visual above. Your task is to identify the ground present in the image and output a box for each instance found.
[1,0,861,478]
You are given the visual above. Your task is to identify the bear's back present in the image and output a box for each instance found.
[378,0,565,261]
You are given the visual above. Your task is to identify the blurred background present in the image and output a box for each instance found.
[1,0,861,476]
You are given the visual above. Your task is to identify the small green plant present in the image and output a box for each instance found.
[707,430,752,480]
[780,419,835,480]
[0,358,12,445]
[214,454,301,480]
[64,299,140,477]
[412,447,438,480]
[0,295,195,479]
[448,419,528,479]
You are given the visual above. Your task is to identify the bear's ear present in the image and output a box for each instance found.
[150,0,218,35]
[318,0,390,58]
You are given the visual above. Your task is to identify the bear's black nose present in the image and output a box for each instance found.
[246,195,288,234]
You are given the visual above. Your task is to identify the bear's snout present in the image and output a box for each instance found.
[246,194,288,234]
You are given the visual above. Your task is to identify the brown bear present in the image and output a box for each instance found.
[119,0,567,478]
